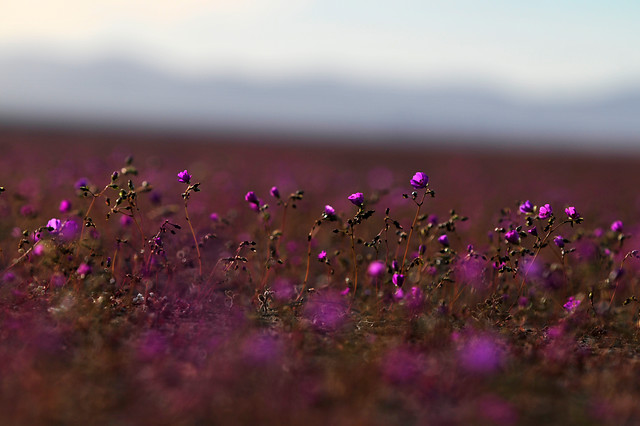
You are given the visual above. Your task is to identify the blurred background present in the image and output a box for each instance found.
[1,0,639,151]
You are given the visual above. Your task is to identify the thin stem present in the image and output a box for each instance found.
[296,222,319,302]
[609,252,634,306]
[75,185,109,258]
[259,202,288,291]
[401,190,427,273]
[184,202,202,276]
[511,219,571,309]
[350,223,358,305]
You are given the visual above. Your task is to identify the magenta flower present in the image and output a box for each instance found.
[367,260,386,277]
[74,177,89,190]
[458,334,505,374]
[410,172,428,189]
[348,192,364,207]
[245,191,259,204]
[270,186,280,199]
[323,205,336,219]
[120,215,133,227]
[505,229,520,245]
[528,226,538,237]
[209,212,220,222]
[317,250,327,261]
[564,206,579,219]
[245,191,261,211]
[177,169,191,184]
[393,287,404,300]
[519,200,534,214]
[554,235,565,248]
[59,199,72,213]
[611,220,623,233]
[563,296,581,312]
[392,273,404,287]
[538,203,552,219]
[46,218,62,234]
[60,219,80,241]
[76,263,91,276]
[438,234,450,247]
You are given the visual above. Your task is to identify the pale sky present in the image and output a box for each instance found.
[2,0,640,98]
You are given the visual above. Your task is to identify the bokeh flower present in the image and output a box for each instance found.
[563,296,581,312]
[59,199,72,213]
[438,234,450,247]
[270,186,280,199]
[367,260,386,277]
[611,220,623,233]
[76,263,91,277]
[46,218,62,234]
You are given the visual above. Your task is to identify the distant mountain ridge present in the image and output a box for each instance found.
[2,52,640,145]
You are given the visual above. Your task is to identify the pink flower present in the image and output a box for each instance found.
[538,203,552,219]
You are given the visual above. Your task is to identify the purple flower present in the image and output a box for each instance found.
[611,220,623,233]
[528,226,538,237]
[392,273,404,287]
[323,205,336,219]
[391,260,399,271]
[410,172,428,189]
[270,186,280,199]
[554,235,565,248]
[564,206,579,219]
[393,287,404,300]
[209,212,220,222]
[76,263,91,276]
[458,334,505,374]
[33,244,45,256]
[563,296,581,312]
[367,260,386,277]
[348,192,364,207]
[120,215,132,227]
[177,169,191,184]
[74,177,89,190]
[59,199,72,213]
[406,286,424,313]
[539,203,553,219]
[505,229,520,245]
[317,250,327,261]
[60,219,79,241]
[245,191,259,204]
[20,204,35,217]
[438,234,450,247]
[47,218,62,234]
[340,287,350,296]
[245,191,261,211]
[519,200,534,214]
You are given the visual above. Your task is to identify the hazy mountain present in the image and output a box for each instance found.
[2,52,640,146]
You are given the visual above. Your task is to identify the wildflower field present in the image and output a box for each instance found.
[2,128,640,425]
